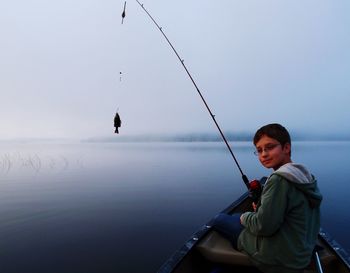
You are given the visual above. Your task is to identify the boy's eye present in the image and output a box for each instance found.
[265,144,277,150]
[254,143,281,155]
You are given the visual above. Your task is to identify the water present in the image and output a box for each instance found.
[0,141,349,273]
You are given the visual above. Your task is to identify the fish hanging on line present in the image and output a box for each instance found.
[121,1,126,24]
[114,112,122,134]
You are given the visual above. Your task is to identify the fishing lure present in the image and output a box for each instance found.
[121,1,126,24]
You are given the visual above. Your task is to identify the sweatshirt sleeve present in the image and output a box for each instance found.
[240,175,289,236]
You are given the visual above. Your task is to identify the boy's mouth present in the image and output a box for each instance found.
[262,159,272,165]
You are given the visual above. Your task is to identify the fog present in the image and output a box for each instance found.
[1,0,349,139]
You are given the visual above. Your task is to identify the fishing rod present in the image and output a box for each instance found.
[134,0,250,189]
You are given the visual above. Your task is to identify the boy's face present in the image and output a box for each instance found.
[255,135,291,170]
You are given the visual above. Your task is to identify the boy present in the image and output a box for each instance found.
[213,123,322,273]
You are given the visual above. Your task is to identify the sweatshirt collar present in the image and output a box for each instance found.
[273,163,313,184]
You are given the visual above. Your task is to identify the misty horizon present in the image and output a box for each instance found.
[2,130,349,143]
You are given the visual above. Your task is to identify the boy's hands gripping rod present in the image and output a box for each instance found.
[134,1,258,193]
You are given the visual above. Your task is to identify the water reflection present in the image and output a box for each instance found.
[0,141,349,273]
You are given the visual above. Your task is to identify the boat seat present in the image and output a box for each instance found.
[196,231,252,266]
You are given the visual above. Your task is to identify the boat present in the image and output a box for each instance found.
[157,189,350,273]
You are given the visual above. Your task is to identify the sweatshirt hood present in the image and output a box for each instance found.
[273,163,322,208]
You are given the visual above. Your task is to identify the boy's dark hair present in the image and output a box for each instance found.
[253,123,291,147]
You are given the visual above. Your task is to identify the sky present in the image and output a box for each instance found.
[1,0,350,139]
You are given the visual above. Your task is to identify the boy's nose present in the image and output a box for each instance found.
[261,150,269,156]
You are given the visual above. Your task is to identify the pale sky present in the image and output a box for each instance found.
[1,0,349,139]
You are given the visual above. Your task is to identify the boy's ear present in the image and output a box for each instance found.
[283,143,291,155]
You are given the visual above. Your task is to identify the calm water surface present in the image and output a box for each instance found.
[0,141,349,273]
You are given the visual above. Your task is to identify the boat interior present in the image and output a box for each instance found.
[170,197,349,273]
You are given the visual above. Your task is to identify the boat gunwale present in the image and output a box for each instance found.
[318,227,350,269]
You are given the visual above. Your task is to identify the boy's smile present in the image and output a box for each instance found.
[255,135,291,170]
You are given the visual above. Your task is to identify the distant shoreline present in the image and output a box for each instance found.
[1,132,350,143]
[82,133,350,143]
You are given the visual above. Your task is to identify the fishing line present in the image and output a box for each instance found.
[134,0,250,189]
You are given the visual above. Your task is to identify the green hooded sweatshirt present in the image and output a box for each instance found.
[238,163,322,273]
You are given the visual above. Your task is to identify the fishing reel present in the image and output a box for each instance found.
[249,179,263,205]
